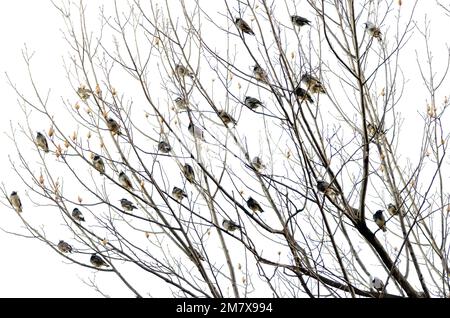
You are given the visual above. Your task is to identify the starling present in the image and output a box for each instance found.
[218,110,237,126]
[72,208,85,222]
[92,155,105,175]
[291,15,311,27]
[77,86,91,100]
[183,164,195,183]
[120,198,137,211]
[36,132,49,153]
[175,64,194,78]
[174,97,189,109]
[253,65,269,83]
[188,122,205,141]
[119,171,134,190]
[252,156,265,171]
[235,18,255,35]
[373,210,387,232]
[10,191,22,213]
[294,86,314,103]
[247,196,264,213]
[301,74,326,94]
[244,96,263,110]
[316,180,339,196]
[387,203,398,216]
[158,141,172,153]
[172,186,188,201]
[57,240,73,253]
[222,219,241,232]
[106,117,121,135]
[364,22,382,41]
[90,253,109,268]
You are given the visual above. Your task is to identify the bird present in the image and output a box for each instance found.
[120,198,137,211]
[247,197,264,213]
[57,240,73,253]
[172,186,188,201]
[36,132,49,153]
[367,122,385,141]
[77,86,91,100]
[174,97,189,109]
[235,18,255,35]
[106,117,121,135]
[364,22,382,41]
[294,86,314,103]
[174,64,194,78]
[188,122,205,141]
[72,208,85,222]
[222,219,241,232]
[253,65,269,83]
[218,110,237,127]
[9,191,22,213]
[119,171,134,190]
[252,156,266,171]
[183,164,195,183]
[316,180,339,196]
[301,74,326,94]
[373,210,387,232]
[92,155,105,175]
[90,253,110,268]
[158,141,172,153]
[291,15,311,27]
[387,203,398,216]
[370,276,385,292]
[244,96,263,110]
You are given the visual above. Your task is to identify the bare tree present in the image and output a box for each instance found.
[2,0,450,298]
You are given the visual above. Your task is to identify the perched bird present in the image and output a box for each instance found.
[316,180,339,196]
[370,276,385,292]
[77,86,91,100]
[291,15,311,27]
[294,86,314,103]
[235,18,255,35]
[367,123,385,140]
[253,65,269,83]
[172,186,188,201]
[364,22,382,41]
[247,197,264,213]
[222,219,241,232]
[10,191,22,213]
[90,253,109,268]
[158,141,172,153]
[252,156,266,171]
[57,240,73,253]
[72,208,85,222]
[387,203,398,216]
[92,155,105,175]
[120,198,137,211]
[36,132,49,153]
[183,164,195,183]
[301,74,326,94]
[175,64,194,78]
[174,97,189,109]
[218,110,237,127]
[373,210,387,232]
[119,171,134,190]
[187,247,205,262]
[188,122,205,141]
[244,96,263,110]
[106,117,121,135]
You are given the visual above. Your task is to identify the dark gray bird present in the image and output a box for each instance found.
[10,191,22,213]
[57,240,73,253]
[92,155,105,175]
[373,210,387,232]
[364,22,382,41]
[244,96,263,110]
[119,171,133,190]
[252,156,266,171]
[371,276,385,292]
[295,86,314,103]
[158,141,172,153]
[175,64,194,78]
[188,122,205,141]
[301,74,326,94]
[218,110,237,127]
[235,18,255,35]
[387,203,398,216]
[174,97,189,109]
[120,198,137,211]
[183,164,195,183]
[247,197,264,213]
[172,186,188,201]
[90,253,109,268]
[316,180,339,196]
[222,219,241,232]
[77,86,91,100]
[253,65,269,83]
[291,15,311,27]
[72,208,85,222]
[106,117,121,135]
[36,132,49,153]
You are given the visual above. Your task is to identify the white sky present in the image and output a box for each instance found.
[0,0,449,297]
